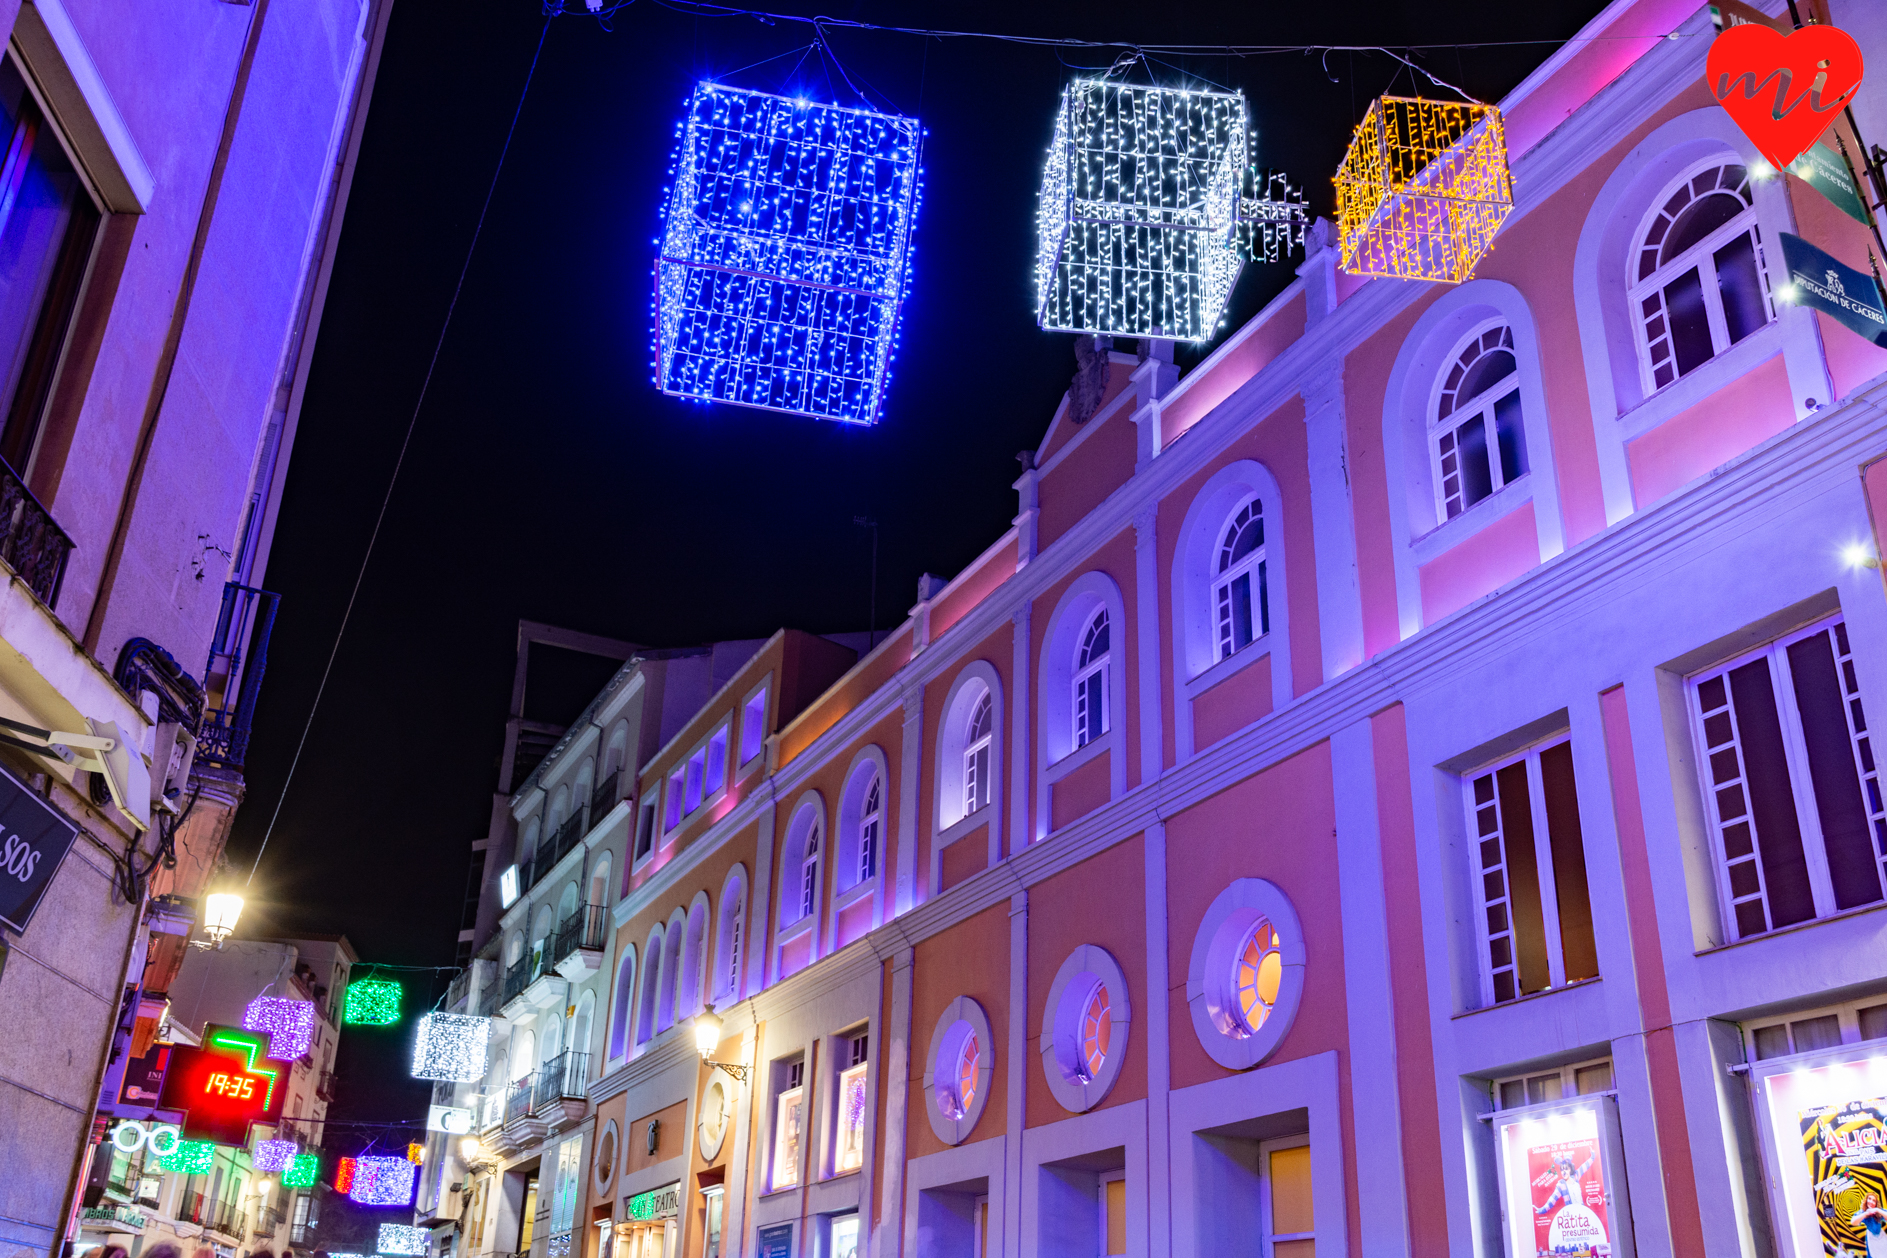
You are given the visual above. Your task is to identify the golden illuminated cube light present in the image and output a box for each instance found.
[1335,95,1514,284]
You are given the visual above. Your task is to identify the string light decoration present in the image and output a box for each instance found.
[344,977,403,1026]
[282,1152,320,1189]
[1240,169,1310,264]
[1334,95,1513,284]
[350,1156,420,1207]
[378,1224,429,1254]
[654,83,925,426]
[335,1156,357,1194]
[242,995,318,1061]
[410,1012,491,1082]
[253,1139,298,1174]
[1035,80,1256,341]
[157,1140,215,1174]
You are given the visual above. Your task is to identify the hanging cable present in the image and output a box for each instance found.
[244,17,554,885]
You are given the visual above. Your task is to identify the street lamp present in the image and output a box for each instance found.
[693,1012,749,1083]
[196,890,244,950]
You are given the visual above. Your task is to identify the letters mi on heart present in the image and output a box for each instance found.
[1707,22,1865,170]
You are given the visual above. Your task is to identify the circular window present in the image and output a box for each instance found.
[593,1119,620,1195]
[1040,945,1131,1112]
[923,996,992,1144]
[1187,879,1304,1070]
[698,1075,731,1161]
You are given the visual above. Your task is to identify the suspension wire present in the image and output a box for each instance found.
[244,17,554,886]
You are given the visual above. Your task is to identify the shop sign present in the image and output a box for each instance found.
[755,1223,793,1258]
[1494,1098,1631,1258]
[155,1025,286,1144]
[1780,233,1887,347]
[626,1183,680,1222]
[0,762,78,933]
[118,1043,172,1105]
[80,1206,146,1230]
[1758,1053,1887,1258]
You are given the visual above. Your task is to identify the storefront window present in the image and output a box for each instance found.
[1492,1095,1631,1258]
[1754,1050,1887,1258]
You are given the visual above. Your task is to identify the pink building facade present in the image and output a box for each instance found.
[438,3,1887,1256]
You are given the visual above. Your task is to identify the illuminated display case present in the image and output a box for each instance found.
[1489,1092,1635,1258]
[1751,1043,1887,1257]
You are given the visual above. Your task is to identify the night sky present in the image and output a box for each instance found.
[221,0,1609,1139]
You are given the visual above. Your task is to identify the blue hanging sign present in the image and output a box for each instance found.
[0,762,78,933]
[755,1223,793,1258]
[1779,232,1887,347]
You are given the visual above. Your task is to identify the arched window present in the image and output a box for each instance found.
[836,755,886,896]
[608,947,637,1060]
[573,761,594,827]
[1631,161,1768,392]
[1212,497,1269,659]
[509,1031,534,1081]
[558,882,579,933]
[570,990,595,1066]
[519,816,541,870]
[1074,609,1110,749]
[588,853,611,912]
[660,909,686,1031]
[858,776,881,883]
[541,1014,563,1069]
[1430,323,1526,521]
[680,894,711,1022]
[796,817,822,920]
[713,867,748,1006]
[530,907,554,978]
[966,695,994,815]
[636,926,664,1046]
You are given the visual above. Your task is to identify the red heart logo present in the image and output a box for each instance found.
[1707,23,1865,169]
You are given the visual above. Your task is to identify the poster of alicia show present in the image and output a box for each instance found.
[1800,1097,1887,1257]
[1525,1133,1612,1257]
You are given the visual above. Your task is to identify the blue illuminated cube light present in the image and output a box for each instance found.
[655,83,924,426]
[1034,81,1251,342]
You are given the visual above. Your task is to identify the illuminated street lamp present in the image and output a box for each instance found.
[197,890,244,950]
[693,1012,749,1083]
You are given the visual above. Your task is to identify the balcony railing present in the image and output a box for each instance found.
[505,1075,538,1124]
[590,769,620,821]
[503,956,531,1006]
[316,1069,337,1102]
[197,582,280,771]
[478,974,500,1016]
[537,1051,590,1101]
[210,1201,241,1235]
[181,1191,207,1225]
[553,906,607,965]
[0,458,70,607]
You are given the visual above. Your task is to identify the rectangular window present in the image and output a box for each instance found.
[1099,1172,1126,1257]
[741,686,769,766]
[685,749,706,814]
[665,770,684,831]
[1494,1057,1613,1110]
[834,1032,869,1174]
[1261,1139,1314,1258]
[966,738,991,816]
[1746,997,1887,1061]
[1466,737,1597,1005]
[1075,666,1108,749]
[0,57,100,480]
[830,1215,860,1258]
[706,725,729,796]
[772,1060,805,1191]
[635,803,657,862]
[1690,618,1884,940]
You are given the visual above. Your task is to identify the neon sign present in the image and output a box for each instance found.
[155,1024,286,1144]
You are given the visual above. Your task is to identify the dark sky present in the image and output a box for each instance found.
[223,0,1609,1136]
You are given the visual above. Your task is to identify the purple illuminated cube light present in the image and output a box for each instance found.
[349,1155,418,1207]
[253,1138,298,1173]
[242,995,317,1061]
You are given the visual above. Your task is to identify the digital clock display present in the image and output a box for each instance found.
[156,1024,285,1144]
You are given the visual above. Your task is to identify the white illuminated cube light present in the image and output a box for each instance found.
[1035,80,1251,342]
[378,1224,429,1254]
[655,83,924,426]
[410,1012,490,1082]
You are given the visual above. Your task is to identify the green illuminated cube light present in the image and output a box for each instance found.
[281,1151,320,1189]
[158,1140,215,1174]
[344,977,403,1026]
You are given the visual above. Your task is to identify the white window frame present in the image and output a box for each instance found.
[1428,320,1527,523]
[1742,995,1887,1062]
[633,800,658,870]
[739,678,772,770]
[964,692,995,817]
[1490,1055,1614,1111]
[1074,608,1111,750]
[770,1057,806,1192]
[1210,495,1269,663]
[1627,157,1771,397]
[831,1032,869,1177]
[1257,1134,1313,1258]
[1462,734,1580,1007]
[712,865,748,1007]
[1686,615,1886,940]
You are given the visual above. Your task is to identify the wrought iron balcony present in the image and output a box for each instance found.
[590,769,620,822]
[537,1050,590,1101]
[181,1190,207,1225]
[316,1069,337,1102]
[553,906,607,964]
[197,582,280,771]
[503,956,531,1006]
[504,1075,537,1124]
[0,459,70,607]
